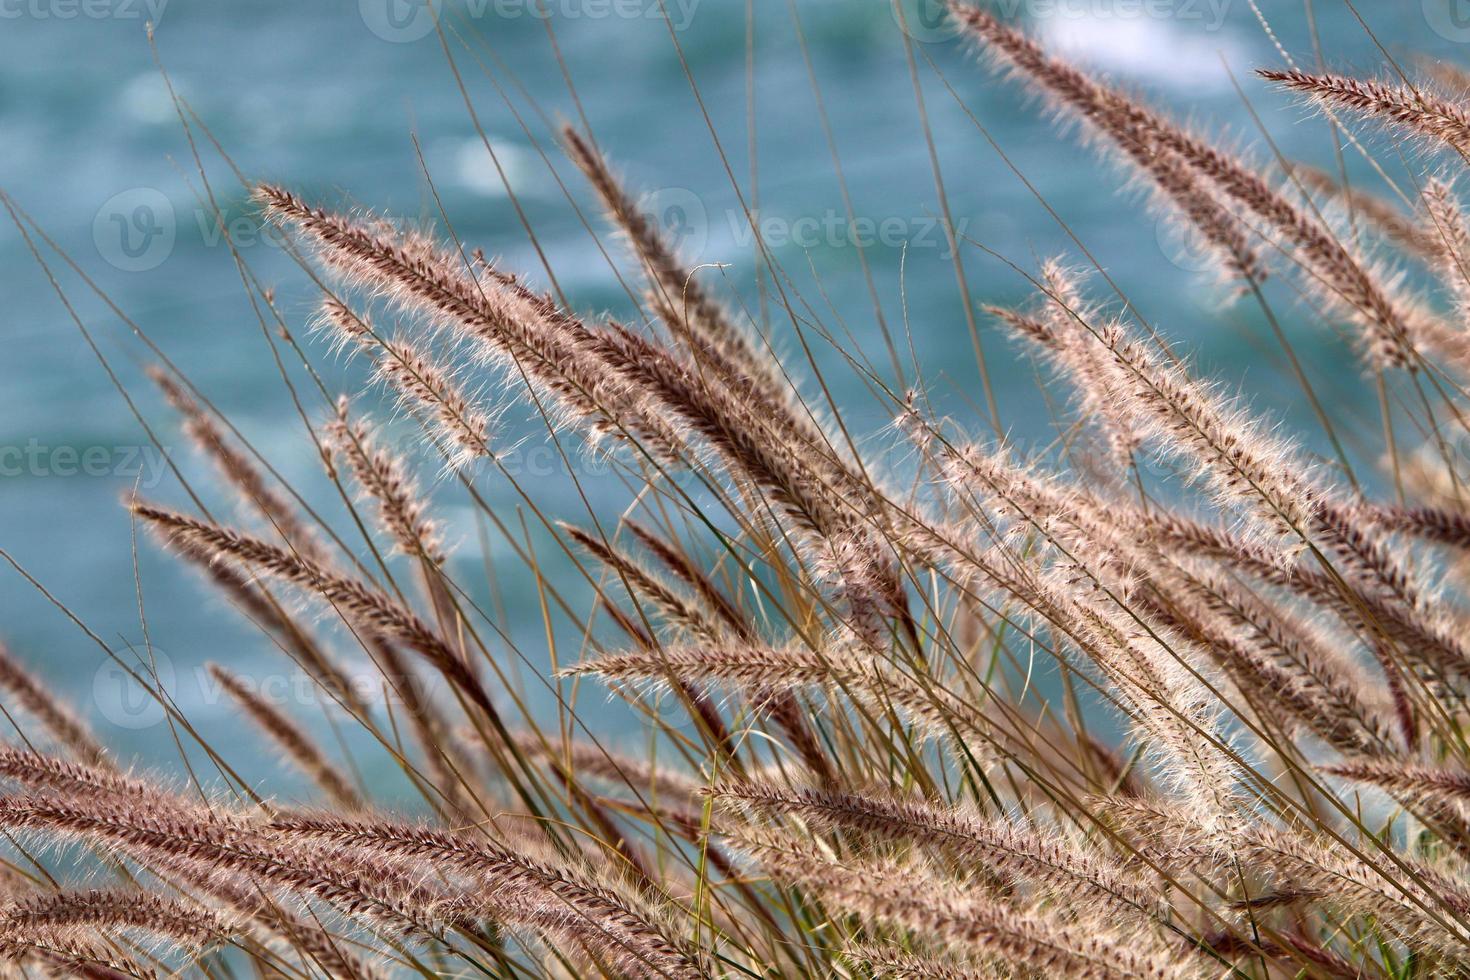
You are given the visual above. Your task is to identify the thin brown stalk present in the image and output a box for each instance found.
[207,664,363,811]
[150,366,328,562]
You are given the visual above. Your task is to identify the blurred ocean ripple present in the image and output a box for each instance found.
[0,0,1463,787]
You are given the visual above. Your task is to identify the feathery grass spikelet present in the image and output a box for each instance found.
[1260,68,1470,160]
[259,187,685,459]
[561,126,793,413]
[150,366,329,563]
[0,889,234,953]
[732,828,1192,980]
[1290,162,1441,259]
[843,941,984,980]
[708,781,1165,925]
[271,814,708,980]
[0,792,463,939]
[328,399,446,566]
[132,502,495,720]
[0,643,107,768]
[321,298,493,467]
[13,13,1470,977]
[949,4,1421,369]
[1322,757,1470,812]
[207,663,363,811]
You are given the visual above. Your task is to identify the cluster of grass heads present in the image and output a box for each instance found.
[6,2,1470,977]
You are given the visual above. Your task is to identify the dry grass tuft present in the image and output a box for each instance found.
[7,4,1470,977]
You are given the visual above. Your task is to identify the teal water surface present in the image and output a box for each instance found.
[1,0,1465,798]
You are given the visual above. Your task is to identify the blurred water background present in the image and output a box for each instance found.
[1,0,1466,798]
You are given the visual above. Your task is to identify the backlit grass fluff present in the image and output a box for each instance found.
[6,3,1470,977]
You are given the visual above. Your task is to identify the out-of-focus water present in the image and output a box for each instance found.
[0,0,1465,795]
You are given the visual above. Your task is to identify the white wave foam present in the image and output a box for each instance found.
[451,136,541,198]
[1037,11,1252,93]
